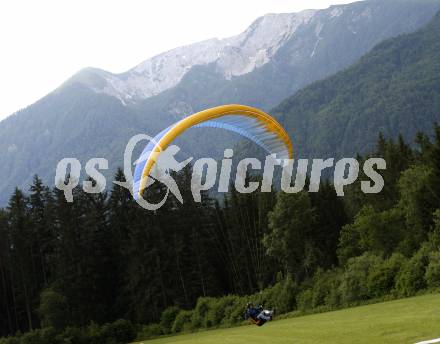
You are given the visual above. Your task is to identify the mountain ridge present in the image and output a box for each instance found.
[61,9,318,104]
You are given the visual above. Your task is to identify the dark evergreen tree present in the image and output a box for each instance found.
[7,189,35,332]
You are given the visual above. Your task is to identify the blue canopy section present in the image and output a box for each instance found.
[193,115,282,157]
[132,126,171,200]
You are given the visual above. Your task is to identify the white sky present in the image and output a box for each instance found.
[0,0,356,120]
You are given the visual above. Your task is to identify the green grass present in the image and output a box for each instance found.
[133,293,440,344]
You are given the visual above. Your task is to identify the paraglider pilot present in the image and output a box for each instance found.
[244,302,273,326]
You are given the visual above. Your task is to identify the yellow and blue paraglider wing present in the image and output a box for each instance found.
[133,104,293,200]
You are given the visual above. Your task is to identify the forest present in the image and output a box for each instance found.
[1,125,440,343]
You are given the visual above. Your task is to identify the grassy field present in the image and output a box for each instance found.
[133,293,440,344]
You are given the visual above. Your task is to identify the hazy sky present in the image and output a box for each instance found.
[0,0,356,120]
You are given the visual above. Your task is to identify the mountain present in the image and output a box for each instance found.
[66,0,440,111]
[64,10,317,104]
[272,9,440,158]
[1,0,440,205]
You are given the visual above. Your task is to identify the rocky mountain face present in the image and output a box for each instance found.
[65,10,317,104]
[1,0,440,205]
[65,0,440,109]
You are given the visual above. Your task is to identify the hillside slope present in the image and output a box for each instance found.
[133,293,440,344]
[273,11,440,158]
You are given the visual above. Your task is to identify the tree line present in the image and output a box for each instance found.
[1,125,440,342]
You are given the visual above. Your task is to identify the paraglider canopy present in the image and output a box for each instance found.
[133,104,293,200]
